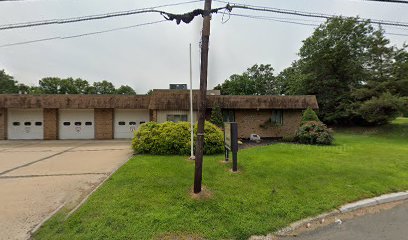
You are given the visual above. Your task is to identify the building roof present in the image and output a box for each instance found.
[0,94,150,109]
[148,90,318,110]
[0,91,318,110]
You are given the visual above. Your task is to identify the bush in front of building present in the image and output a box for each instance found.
[296,108,333,145]
[132,121,224,155]
[296,121,334,145]
[301,107,320,124]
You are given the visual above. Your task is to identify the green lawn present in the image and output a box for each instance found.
[35,118,408,240]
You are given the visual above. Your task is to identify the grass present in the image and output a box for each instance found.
[35,118,408,240]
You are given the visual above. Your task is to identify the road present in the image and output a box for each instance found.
[283,201,408,240]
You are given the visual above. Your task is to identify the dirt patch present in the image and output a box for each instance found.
[156,233,204,240]
[190,186,213,200]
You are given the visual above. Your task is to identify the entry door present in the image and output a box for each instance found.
[8,109,44,140]
[114,109,149,139]
[59,109,95,139]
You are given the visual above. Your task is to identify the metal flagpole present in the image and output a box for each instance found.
[189,43,195,160]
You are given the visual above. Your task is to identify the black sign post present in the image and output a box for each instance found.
[224,122,238,172]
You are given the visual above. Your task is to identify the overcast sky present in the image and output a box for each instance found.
[0,0,407,94]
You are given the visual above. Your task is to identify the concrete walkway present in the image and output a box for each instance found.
[0,140,132,240]
[282,201,408,240]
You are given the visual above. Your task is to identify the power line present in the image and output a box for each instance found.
[213,0,408,28]
[1,0,408,31]
[0,20,166,48]
[229,13,320,27]
[224,12,408,37]
[0,0,204,30]
[363,0,408,4]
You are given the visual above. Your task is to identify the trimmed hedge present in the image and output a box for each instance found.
[132,121,224,155]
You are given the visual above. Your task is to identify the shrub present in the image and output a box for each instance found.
[301,107,320,124]
[296,121,333,145]
[358,93,405,125]
[132,121,224,155]
[210,105,224,128]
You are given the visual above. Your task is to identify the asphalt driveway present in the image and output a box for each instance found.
[0,140,132,240]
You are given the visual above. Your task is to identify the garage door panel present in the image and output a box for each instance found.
[7,109,44,140]
[114,110,149,139]
[59,110,94,139]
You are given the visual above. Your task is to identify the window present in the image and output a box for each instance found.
[223,110,235,122]
[12,122,20,126]
[85,122,93,126]
[24,122,31,126]
[74,122,82,126]
[118,121,126,126]
[167,114,188,123]
[271,110,283,125]
[63,122,71,126]
[35,122,42,126]
[129,122,137,126]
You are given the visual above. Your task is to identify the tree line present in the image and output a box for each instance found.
[215,17,408,125]
[0,73,137,95]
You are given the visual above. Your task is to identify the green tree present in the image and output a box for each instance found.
[0,70,18,94]
[38,77,62,94]
[210,105,223,128]
[214,64,278,95]
[358,92,405,125]
[392,45,408,97]
[276,61,309,95]
[116,85,136,95]
[38,77,92,94]
[72,78,91,94]
[93,80,116,94]
[301,107,320,124]
[280,17,406,125]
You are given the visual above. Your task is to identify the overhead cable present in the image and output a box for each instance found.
[0,20,166,48]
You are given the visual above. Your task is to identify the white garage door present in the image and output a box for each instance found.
[59,109,95,139]
[8,109,44,140]
[114,109,149,139]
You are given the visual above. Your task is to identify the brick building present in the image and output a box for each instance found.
[0,90,318,140]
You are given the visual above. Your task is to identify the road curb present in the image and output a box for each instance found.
[339,191,408,213]
[29,202,65,238]
[274,210,340,237]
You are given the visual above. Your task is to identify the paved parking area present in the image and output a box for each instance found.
[0,140,132,240]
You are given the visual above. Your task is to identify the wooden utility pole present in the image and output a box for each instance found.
[194,0,212,194]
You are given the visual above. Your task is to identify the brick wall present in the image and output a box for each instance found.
[0,108,6,140]
[43,108,58,140]
[235,109,302,139]
[95,108,113,140]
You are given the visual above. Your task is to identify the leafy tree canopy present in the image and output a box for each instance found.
[214,64,280,95]
[0,73,137,95]
[278,17,407,125]
[0,70,18,94]
[116,85,137,95]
